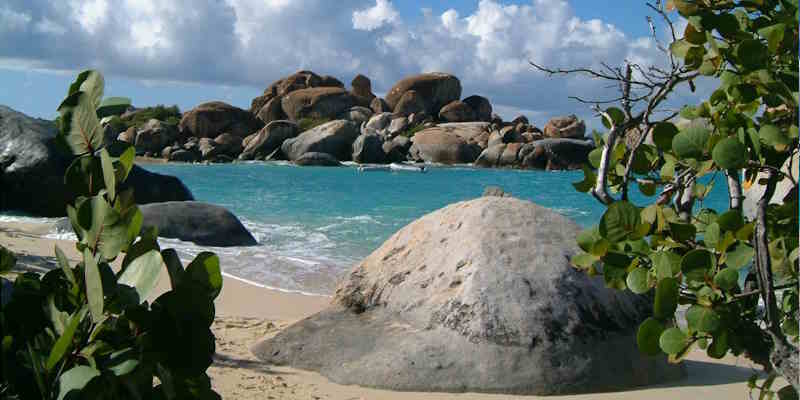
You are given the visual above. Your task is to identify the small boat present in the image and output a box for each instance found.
[389,163,427,173]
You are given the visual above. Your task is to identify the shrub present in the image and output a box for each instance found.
[0,70,221,399]
[121,105,182,130]
[399,124,426,138]
[297,117,331,132]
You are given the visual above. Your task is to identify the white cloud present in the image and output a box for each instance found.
[0,0,708,125]
[352,0,398,31]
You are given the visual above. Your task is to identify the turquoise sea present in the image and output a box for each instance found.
[127,162,730,296]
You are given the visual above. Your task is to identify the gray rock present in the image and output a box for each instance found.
[364,112,392,134]
[239,120,299,160]
[138,201,256,247]
[370,97,391,114]
[339,106,373,124]
[253,197,684,394]
[476,139,593,170]
[352,134,386,164]
[168,149,198,163]
[0,106,193,217]
[293,152,341,166]
[387,117,409,136]
[281,120,360,161]
[383,136,411,163]
[134,119,178,154]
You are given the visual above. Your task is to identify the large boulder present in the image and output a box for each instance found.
[351,74,376,106]
[281,87,357,121]
[385,73,462,116]
[392,90,426,118]
[134,119,178,154]
[256,97,286,124]
[254,197,684,394]
[138,201,256,247]
[475,139,594,170]
[352,134,386,164]
[179,101,263,138]
[438,100,476,122]
[293,152,341,167]
[281,120,360,161]
[543,115,586,139]
[462,95,492,122]
[408,128,482,164]
[239,120,299,160]
[0,106,193,217]
[363,112,392,135]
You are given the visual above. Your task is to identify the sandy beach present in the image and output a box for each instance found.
[0,220,770,399]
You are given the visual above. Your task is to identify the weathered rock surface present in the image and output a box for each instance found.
[370,97,391,114]
[179,101,263,138]
[281,120,360,161]
[281,87,357,121]
[543,115,586,139]
[293,152,341,166]
[256,97,286,124]
[392,90,426,118]
[462,95,492,122]
[138,201,256,247]
[352,134,386,164]
[239,120,299,160]
[385,73,462,116]
[438,100,476,123]
[253,197,684,394]
[338,106,373,124]
[475,139,593,170]
[409,128,481,164]
[0,106,193,217]
[134,119,178,154]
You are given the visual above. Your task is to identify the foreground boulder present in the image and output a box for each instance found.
[138,201,256,247]
[0,106,193,217]
[253,197,684,394]
[385,73,462,116]
[179,101,263,138]
[281,120,360,161]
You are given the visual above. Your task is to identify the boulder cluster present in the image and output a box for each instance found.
[110,70,593,170]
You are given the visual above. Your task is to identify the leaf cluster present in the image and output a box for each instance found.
[0,71,221,399]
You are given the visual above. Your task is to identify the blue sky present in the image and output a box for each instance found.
[0,1,699,126]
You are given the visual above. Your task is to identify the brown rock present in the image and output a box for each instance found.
[438,100,476,123]
[393,90,426,118]
[351,74,375,101]
[408,126,483,164]
[385,73,461,116]
[179,101,263,138]
[256,97,286,124]
[280,87,357,121]
[543,115,586,139]
[462,95,492,122]
[370,97,391,114]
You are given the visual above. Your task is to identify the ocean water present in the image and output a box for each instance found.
[5,162,730,296]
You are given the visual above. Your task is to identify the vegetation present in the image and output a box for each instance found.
[536,1,798,397]
[0,70,221,399]
[116,105,181,131]
[297,117,331,132]
[399,124,427,138]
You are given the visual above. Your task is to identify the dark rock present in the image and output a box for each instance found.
[239,120,299,160]
[253,197,684,394]
[293,152,341,166]
[352,134,386,164]
[370,97,391,114]
[392,90,426,118]
[385,73,462,116]
[281,120,360,161]
[134,119,178,154]
[168,149,198,163]
[138,201,256,247]
[438,100,476,123]
[256,97,286,124]
[179,101,263,138]
[462,95,493,122]
[281,87,357,121]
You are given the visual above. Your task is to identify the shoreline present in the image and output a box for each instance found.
[0,219,777,399]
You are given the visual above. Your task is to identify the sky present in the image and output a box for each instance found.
[0,0,708,128]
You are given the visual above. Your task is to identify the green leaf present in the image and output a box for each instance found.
[714,267,740,290]
[161,249,185,290]
[58,365,100,400]
[651,251,682,280]
[652,122,679,151]
[717,210,744,232]
[760,124,791,151]
[626,267,651,294]
[57,91,103,155]
[599,201,641,243]
[673,126,710,159]
[726,243,754,270]
[116,145,136,182]
[67,70,104,109]
[54,245,77,287]
[576,226,609,257]
[712,137,747,169]
[0,245,16,273]
[107,348,140,376]
[96,96,131,118]
[637,318,665,356]
[670,39,694,59]
[684,23,706,45]
[777,385,798,400]
[713,13,740,39]
[707,330,729,359]
[758,23,785,53]
[80,195,129,261]
[736,39,768,70]
[686,305,721,332]
[572,165,596,193]
[571,252,599,269]
[84,248,104,323]
[654,278,679,320]
[705,222,721,248]
[117,250,164,304]
[669,222,697,242]
[65,155,104,198]
[588,148,602,168]
[100,148,116,200]
[659,327,688,354]
[682,249,716,282]
[661,160,676,182]
[602,107,625,129]
[185,252,223,300]
[46,307,88,371]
